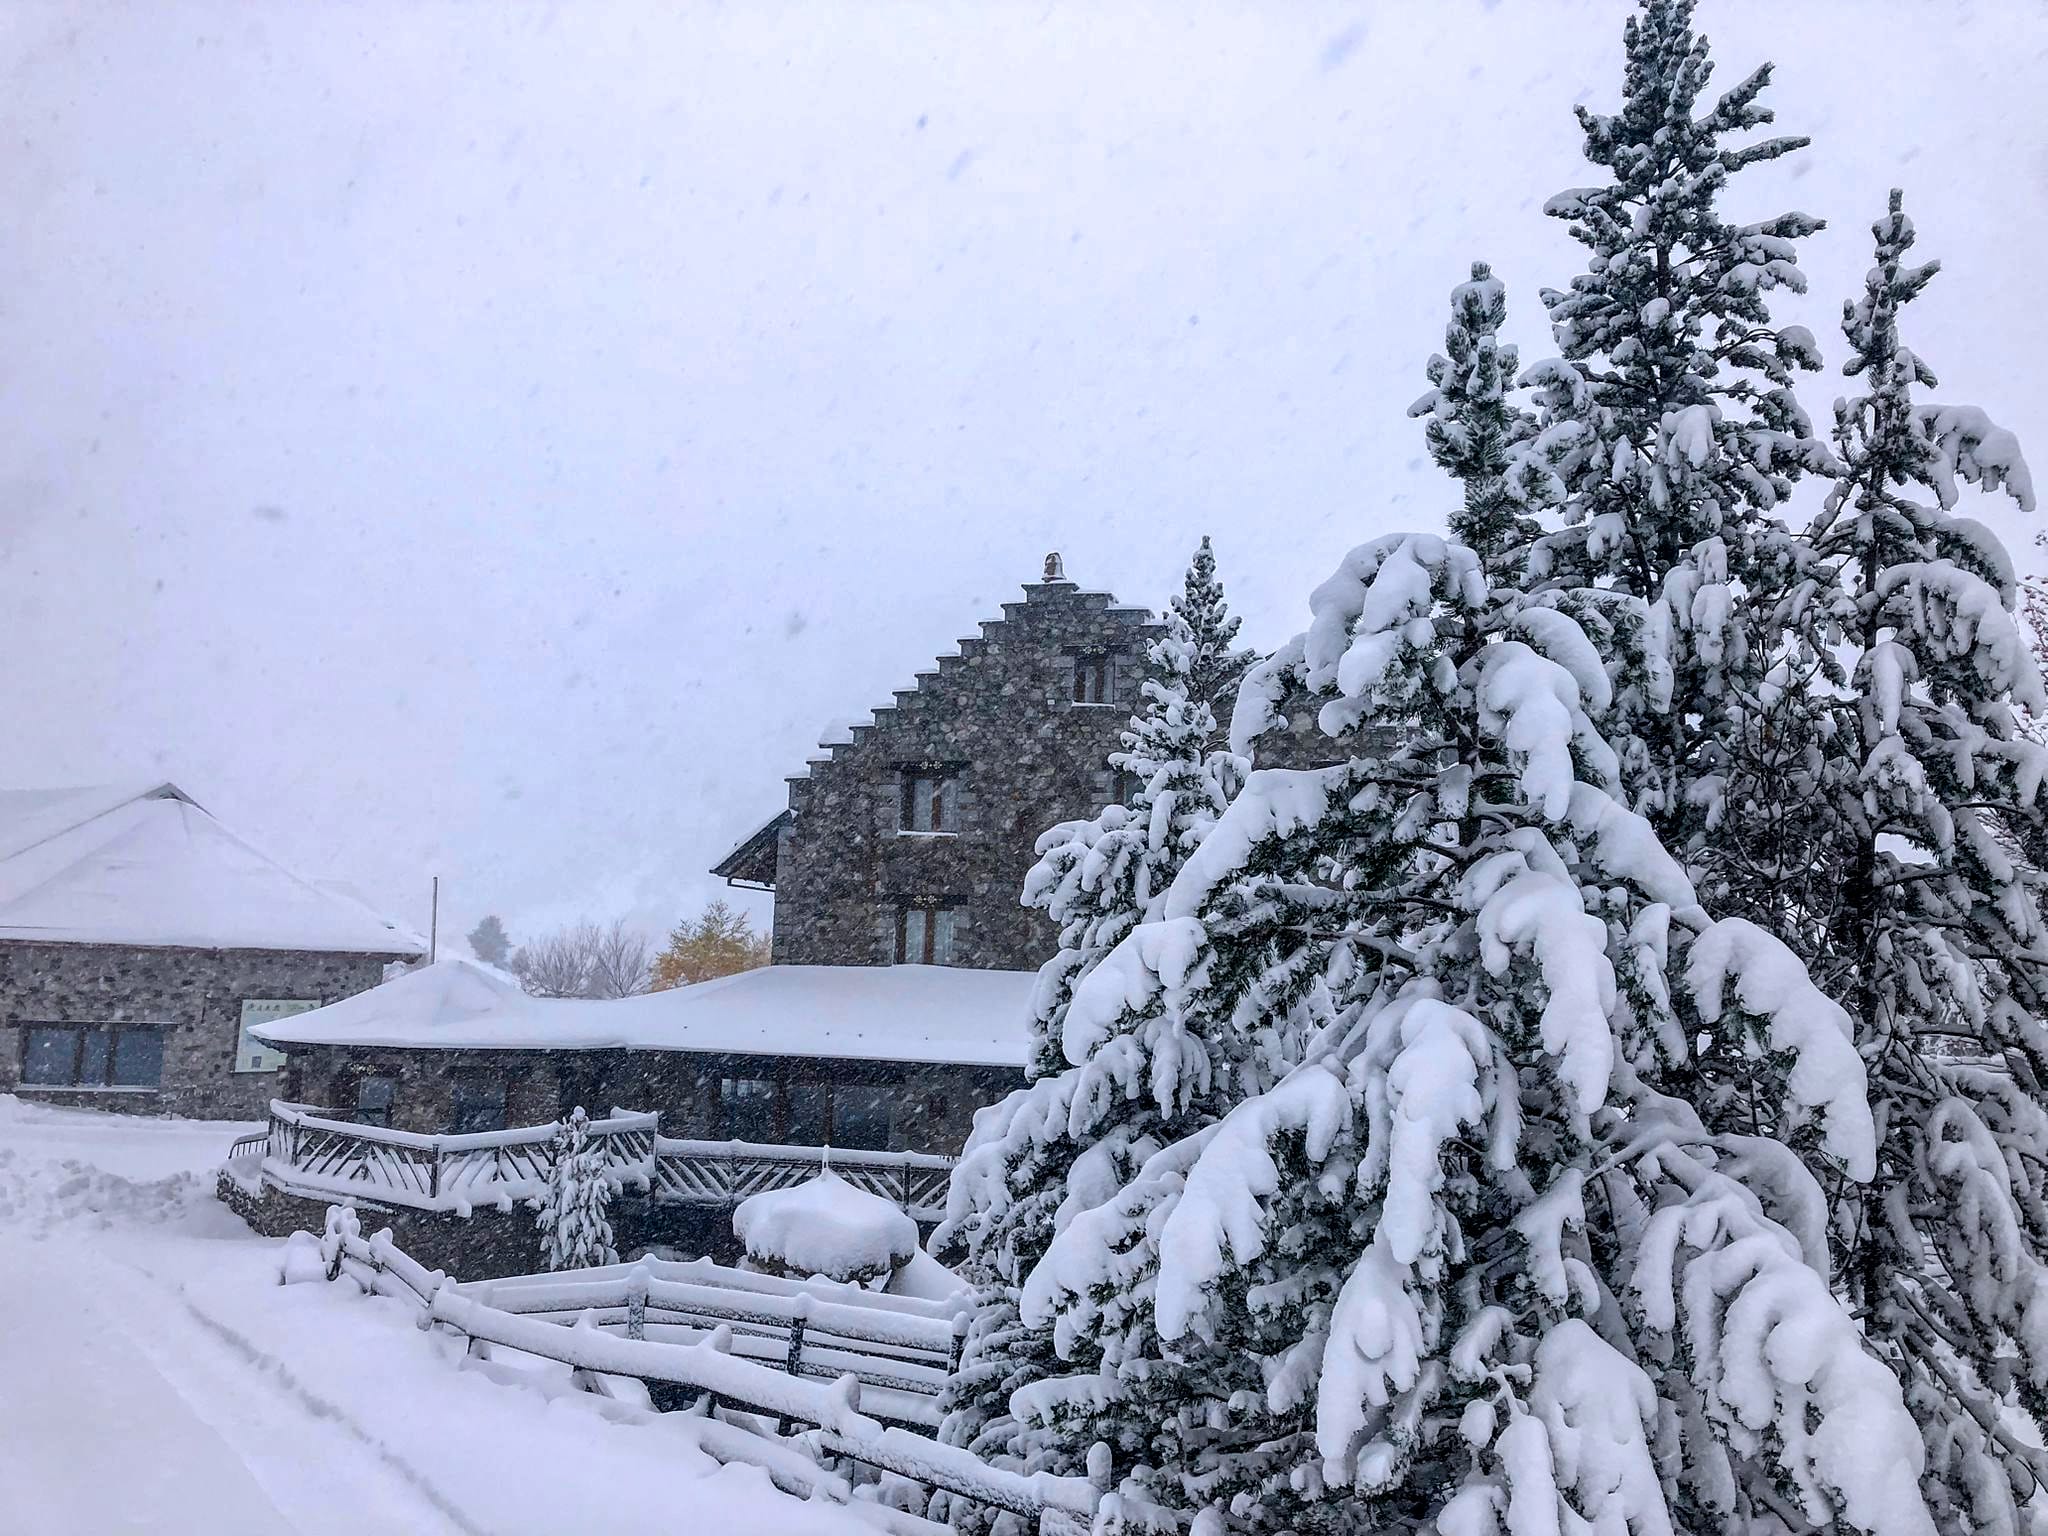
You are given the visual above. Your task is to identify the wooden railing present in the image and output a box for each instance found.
[463,1253,970,1428]
[257,1102,657,1210]
[312,1208,1100,1534]
[653,1137,955,1221]
[251,1103,956,1220]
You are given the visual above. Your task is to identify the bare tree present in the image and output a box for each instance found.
[587,918,653,998]
[511,919,652,999]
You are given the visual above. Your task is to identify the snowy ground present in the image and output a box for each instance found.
[0,1095,883,1535]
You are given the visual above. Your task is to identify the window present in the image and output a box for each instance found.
[897,905,963,965]
[236,998,318,1073]
[899,770,960,833]
[451,1072,506,1134]
[721,1076,778,1142]
[831,1083,895,1151]
[19,1024,165,1090]
[354,1075,396,1128]
[785,1079,829,1146]
[1073,652,1112,704]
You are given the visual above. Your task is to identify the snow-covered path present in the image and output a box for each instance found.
[0,1097,879,1536]
[0,1241,298,1534]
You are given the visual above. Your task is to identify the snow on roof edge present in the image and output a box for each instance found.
[252,958,1033,1067]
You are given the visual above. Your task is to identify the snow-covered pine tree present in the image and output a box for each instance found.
[932,558,1253,1530]
[1520,0,1832,854]
[1171,536,1259,749]
[1020,264,1937,1536]
[537,1106,618,1271]
[1409,261,1552,572]
[1784,191,2048,1536]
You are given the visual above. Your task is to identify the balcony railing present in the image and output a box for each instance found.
[239,1101,955,1220]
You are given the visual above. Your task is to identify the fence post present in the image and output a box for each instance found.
[625,1260,650,1342]
[901,1155,913,1214]
[787,1294,809,1378]
[430,1142,443,1202]
[949,1312,970,1377]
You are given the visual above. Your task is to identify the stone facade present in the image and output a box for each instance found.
[0,942,399,1120]
[279,1039,1014,1156]
[741,573,1160,972]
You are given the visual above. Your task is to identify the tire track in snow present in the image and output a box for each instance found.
[92,1248,485,1536]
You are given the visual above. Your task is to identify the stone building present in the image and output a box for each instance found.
[245,557,1168,1156]
[0,783,424,1118]
[258,956,1030,1154]
[713,553,1159,972]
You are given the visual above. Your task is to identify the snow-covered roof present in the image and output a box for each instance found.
[251,956,1033,1067]
[0,782,426,956]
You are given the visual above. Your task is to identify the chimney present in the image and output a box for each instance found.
[1042,551,1067,583]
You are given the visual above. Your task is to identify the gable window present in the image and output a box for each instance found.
[900,770,961,834]
[1073,653,1112,704]
[897,905,963,965]
[20,1023,164,1091]
[451,1071,507,1135]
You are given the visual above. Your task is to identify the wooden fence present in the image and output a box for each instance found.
[247,1102,657,1210]
[464,1258,968,1429]
[242,1102,955,1220]
[312,1208,1101,1535]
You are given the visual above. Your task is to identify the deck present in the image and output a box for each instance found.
[232,1101,957,1221]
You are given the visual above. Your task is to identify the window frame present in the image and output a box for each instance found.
[898,768,961,835]
[1072,652,1113,705]
[895,903,965,965]
[17,1021,167,1092]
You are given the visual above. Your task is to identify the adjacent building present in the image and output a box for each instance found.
[258,955,1031,1153]
[714,552,1158,973]
[0,783,425,1119]
[252,556,1164,1152]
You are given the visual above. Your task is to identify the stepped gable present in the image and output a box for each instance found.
[757,556,1160,971]
[784,568,1157,802]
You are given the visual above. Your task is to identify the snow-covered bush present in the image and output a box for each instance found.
[536,1107,617,1271]
[734,1171,917,1288]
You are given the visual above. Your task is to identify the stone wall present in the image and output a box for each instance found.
[0,942,395,1120]
[282,1041,1020,1154]
[771,576,1158,972]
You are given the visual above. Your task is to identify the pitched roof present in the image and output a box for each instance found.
[710,808,789,887]
[0,783,426,956]
[251,956,1032,1068]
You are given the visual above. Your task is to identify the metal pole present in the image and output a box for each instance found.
[429,876,439,964]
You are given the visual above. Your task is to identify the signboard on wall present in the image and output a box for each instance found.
[235,998,318,1073]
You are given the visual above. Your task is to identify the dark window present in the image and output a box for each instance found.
[18,1024,164,1090]
[354,1075,396,1129]
[785,1079,829,1146]
[721,1076,777,1143]
[1073,653,1112,704]
[111,1028,164,1088]
[899,771,960,833]
[896,906,963,965]
[451,1072,506,1134]
[831,1083,895,1151]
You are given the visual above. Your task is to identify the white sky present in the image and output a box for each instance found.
[3,0,2044,951]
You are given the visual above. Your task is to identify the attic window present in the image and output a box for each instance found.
[1073,653,1112,705]
[900,770,961,834]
